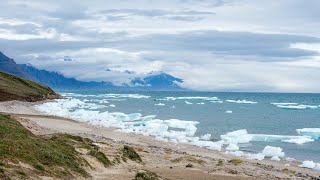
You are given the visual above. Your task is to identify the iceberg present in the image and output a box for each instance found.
[296,128,320,140]
[185,101,193,105]
[225,110,233,114]
[262,146,285,158]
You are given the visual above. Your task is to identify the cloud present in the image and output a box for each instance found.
[1,0,320,92]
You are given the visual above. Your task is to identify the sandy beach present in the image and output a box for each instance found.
[1,100,319,180]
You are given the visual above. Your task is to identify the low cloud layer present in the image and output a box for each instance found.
[1,0,320,92]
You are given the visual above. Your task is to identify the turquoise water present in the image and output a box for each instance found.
[56,91,320,162]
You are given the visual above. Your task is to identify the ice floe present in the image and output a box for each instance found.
[225,110,233,114]
[226,100,258,104]
[297,128,320,140]
[221,129,315,145]
[275,104,318,110]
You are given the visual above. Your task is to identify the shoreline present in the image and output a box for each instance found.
[1,100,319,179]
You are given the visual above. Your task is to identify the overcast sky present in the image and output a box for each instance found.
[1,0,320,92]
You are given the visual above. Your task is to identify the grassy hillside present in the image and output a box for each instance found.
[0,71,61,102]
[0,114,111,179]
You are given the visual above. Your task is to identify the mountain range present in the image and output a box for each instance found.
[0,51,184,91]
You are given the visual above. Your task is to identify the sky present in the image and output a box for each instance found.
[1,0,320,92]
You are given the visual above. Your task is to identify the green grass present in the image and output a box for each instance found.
[134,171,159,180]
[228,158,243,165]
[89,150,112,167]
[0,71,59,101]
[0,114,112,178]
[122,145,142,163]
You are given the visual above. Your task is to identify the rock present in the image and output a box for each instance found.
[186,163,193,168]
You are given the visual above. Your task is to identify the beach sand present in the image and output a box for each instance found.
[1,100,319,180]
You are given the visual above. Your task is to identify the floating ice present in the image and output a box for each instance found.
[226,100,258,104]
[157,96,221,101]
[282,136,314,144]
[196,102,205,105]
[221,129,253,144]
[262,146,285,158]
[221,129,313,145]
[299,161,316,169]
[276,104,318,110]
[271,156,281,161]
[155,103,165,106]
[200,134,211,141]
[210,100,223,103]
[296,128,320,140]
[185,101,193,105]
[109,104,116,107]
[314,163,320,171]
[226,144,239,151]
[270,102,298,105]
[225,110,233,114]
[97,94,150,99]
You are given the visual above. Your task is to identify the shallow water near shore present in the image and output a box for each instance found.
[37,90,320,163]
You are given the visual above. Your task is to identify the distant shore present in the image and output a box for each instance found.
[1,100,319,179]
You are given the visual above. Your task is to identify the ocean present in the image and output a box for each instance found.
[36,91,320,163]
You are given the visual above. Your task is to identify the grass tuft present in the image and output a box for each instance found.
[89,150,112,167]
[228,158,243,165]
[122,145,142,163]
[134,171,159,180]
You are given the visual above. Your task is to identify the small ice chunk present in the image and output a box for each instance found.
[225,110,233,114]
[262,146,285,158]
[109,104,116,107]
[221,129,253,144]
[196,102,205,105]
[171,106,175,108]
[271,156,281,161]
[226,144,239,151]
[299,161,315,169]
[314,163,320,171]
[200,134,211,141]
[185,101,193,104]
[155,103,165,106]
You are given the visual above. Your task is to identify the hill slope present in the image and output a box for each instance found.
[0,52,28,78]
[0,72,61,102]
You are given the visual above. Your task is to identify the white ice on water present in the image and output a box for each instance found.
[226,100,258,104]
[297,128,320,140]
[221,129,314,145]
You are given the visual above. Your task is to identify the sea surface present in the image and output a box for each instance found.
[36,91,320,163]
